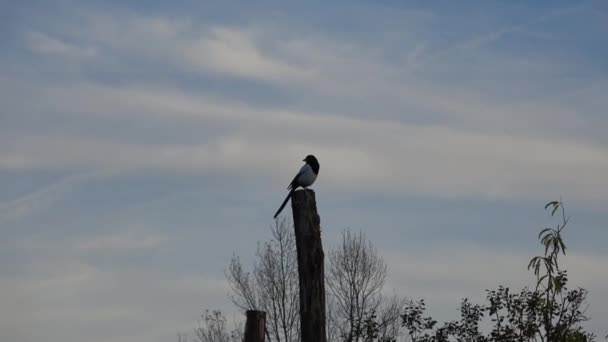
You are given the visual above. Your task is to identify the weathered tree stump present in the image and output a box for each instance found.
[291,189,327,342]
[244,310,266,342]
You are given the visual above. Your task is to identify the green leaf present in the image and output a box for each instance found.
[545,201,559,210]
[527,258,537,270]
[538,228,552,239]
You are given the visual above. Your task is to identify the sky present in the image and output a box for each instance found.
[1,0,607,341]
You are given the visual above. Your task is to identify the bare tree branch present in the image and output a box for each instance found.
[227,219,300,342]
[194,310,242,342]
[327,229,388,342]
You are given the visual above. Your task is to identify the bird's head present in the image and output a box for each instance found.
[303,154,318,164]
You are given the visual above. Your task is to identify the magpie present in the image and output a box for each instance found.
[273,154,320,219]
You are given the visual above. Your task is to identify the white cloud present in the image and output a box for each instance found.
[87,11,608,143]
[61,12,314,84]
[15,8,606,143]
[3,81,608,203]
[181,27,315,82]
[4,7,608,205]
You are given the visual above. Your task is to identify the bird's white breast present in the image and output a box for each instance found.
[297,164,317,187]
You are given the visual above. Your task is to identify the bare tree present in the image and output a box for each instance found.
[227,255,258,311]
[374,294,407,342]
[326,229,389,342]
[327,297,341,342]
[226,219,300,342]
[194,310,242,342]
[226,225,403,342]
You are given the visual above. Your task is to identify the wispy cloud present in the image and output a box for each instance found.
[0,171,105,222]
[4,81,608,202]
[74,226,167,252]
[12,8,602,143]
[26,30,98,58]
[181,27,315,82]
[53,11,315,84]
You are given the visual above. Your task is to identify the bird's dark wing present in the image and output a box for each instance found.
[287,170,304,190]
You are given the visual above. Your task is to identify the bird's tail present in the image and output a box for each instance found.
[274,189,295,219]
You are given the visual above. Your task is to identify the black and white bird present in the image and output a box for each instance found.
[273,154,320,219]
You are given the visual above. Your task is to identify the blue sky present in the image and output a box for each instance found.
[1,1,607,341]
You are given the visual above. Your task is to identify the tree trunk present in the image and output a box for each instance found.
[291,189,327,342]
[244,310,266,342]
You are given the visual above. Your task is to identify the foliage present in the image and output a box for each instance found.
[398,200,595,342]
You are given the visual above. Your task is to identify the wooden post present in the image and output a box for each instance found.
[244,310,266,342]
[291,189,327,342]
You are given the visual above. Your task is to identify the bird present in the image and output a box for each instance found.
[273,154,320,219]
